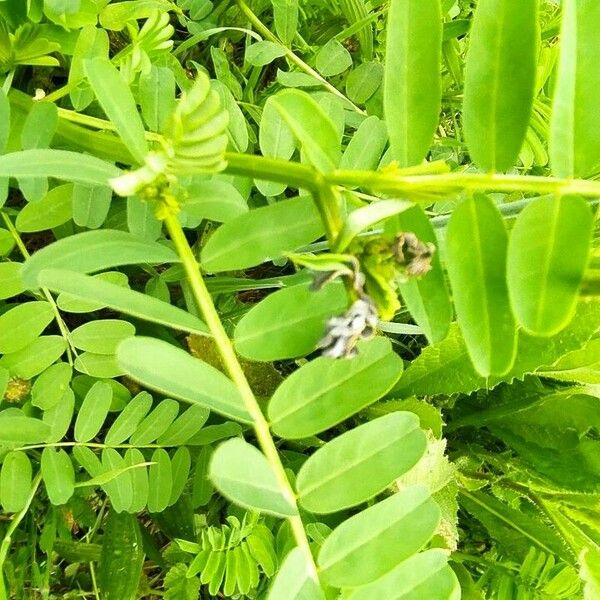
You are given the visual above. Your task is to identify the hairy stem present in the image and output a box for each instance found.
[162,212,319,581]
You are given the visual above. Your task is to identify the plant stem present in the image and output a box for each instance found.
[0,473,42,600]
[325,169,600,197]
[0,212,76,364]
[235,0,365,115]
[226,152,600,199]
[224,151,319,190]
[162,212,319,581]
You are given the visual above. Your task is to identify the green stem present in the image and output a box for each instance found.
[0,473,42,600]
[162,212,319,581]
[325,169,600,197]
[235,0,365,114]
[0,212,76,365]
[313,179,344,243]
[224,151,319,190]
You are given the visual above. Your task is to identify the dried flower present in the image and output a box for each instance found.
[318,298,379,359]
[392,232,436,278]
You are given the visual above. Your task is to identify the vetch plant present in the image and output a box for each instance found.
[0,0,599,598]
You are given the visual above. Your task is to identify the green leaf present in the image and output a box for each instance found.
[0,451,32,513]
[84,58,149,164]
[139,65,176,134]
[99,0,175,30]
[0,150,121,186]
[16,183,74,233]
[71,319,136,355]
[169,446,191,505]
[98,510,144,600]
[267,547,324,600]
[181,179,248,226]
[0,415,51,445]
[0,89,10,154]
[74,381,113,443]
[384,0,442,167]
[147,448,172,513]
[396,300,600,396]
[0,336,67,379]
[317,485,440,587]
[344,550,460,600]
[259,92,296,172]
[385,205,452,343]
[21,102,58,149]
[346,61,384,105]
[124,448,149,513]
[201,197,323,273]
[0,301,54,354]
[158,405,210,446]
[334,199,413,252]
[0,228,15,255]
[117,337,251,423]
[43,388,75,442]
[0,262,26,300]
[31,362,72,410]
[21,230,178,289]
[581,548,600,600]
[446,194,517,376]
[41,447,75,505]
[296,412,426,513]
[101,449,133,512]
[539,337,600,384]
[130,399,179,445]
[69,25,109,112]
[234,282,347,362]
[127,196,162,241]
[246,41,286,66]
[72,184,112,229]
[316,39,352,77]
[105,392,153,445]
[210,438,298,517]
[74,352,124,378]
[269,90,341,171]
[463,0,538,172]
[550,0,600,178]
[192,445,214,508]
[507,195,593,336]
[460,490,572,562]
[38,269,208,335]
[340,116,388,172]
[269,337,403,439]
[272,0,299,45]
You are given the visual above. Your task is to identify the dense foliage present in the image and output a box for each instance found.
[0,0,599,598]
